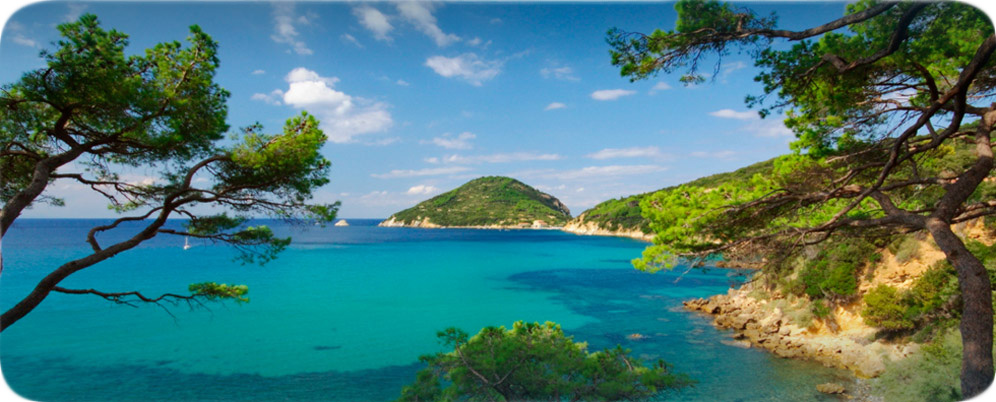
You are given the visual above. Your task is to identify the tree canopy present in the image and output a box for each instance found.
[0,14,338,330]
[609,0,995,396]
[398,321,691,402]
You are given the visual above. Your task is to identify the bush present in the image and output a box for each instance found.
[873,329,963,402]
[399,322,692,402]
[892,235,921,265]
[862,285,915,331]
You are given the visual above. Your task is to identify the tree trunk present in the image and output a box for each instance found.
[1,214,167,331]
[926,218,995,398]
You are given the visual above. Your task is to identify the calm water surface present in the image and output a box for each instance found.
[1,219,852,401]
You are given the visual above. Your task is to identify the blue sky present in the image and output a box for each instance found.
[0,1,925,218]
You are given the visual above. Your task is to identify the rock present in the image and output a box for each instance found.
[816,383,846,394]
[626,333,646,341]
[334,219,349,227]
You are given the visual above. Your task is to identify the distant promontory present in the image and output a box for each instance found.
[379,176,571,229]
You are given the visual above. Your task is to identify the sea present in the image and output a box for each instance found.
[0,219,854,401]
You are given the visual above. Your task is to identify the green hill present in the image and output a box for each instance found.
[568,158,776,235]
[380,176,571,228]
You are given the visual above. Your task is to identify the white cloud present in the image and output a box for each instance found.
[271,3,313,55]
[250,89,284,105]
[587,146,664,160]
[721,61,747,80]
[690,150,736,159]
[276,67,392,143]
[425,53,502,86]
[425,132,476,150]
[424,157,441,164]
[353,5,393,41]
[590,89,636,101]
[10,34,36,47]
[396,79,410,87]
[341,33,363,48]
[545,102,566,111]
[649,82,671,94]
[441,152,563,164]
[372,166,470,179]
[251,69,266,75]
[524,165,666,181]
[710,109,757,120]
[540,65,579,81]
[365,137,401,146]
[467,37,483,46]
[746,119,793,137]
[396,2,459,47]
[709,109,792,137]
[407,185,440,195]
[64,3,88,22]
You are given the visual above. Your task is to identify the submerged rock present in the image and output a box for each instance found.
[816,382,846,394]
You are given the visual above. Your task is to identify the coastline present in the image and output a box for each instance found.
[683,287,915,379]
[378,216,654,241]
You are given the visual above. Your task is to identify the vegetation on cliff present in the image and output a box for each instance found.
[610,0,996,395]
[384,176,571,227]
[569,159,775,235]
[398,321,691,401]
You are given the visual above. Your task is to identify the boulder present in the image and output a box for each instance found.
[816,383,846,394]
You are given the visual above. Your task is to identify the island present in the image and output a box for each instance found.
[379,176,571,229]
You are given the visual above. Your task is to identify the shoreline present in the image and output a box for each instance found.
[377,217,654,242]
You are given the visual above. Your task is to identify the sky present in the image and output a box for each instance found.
[0,1,991,219]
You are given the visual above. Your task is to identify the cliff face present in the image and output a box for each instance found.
[379,177,571,228]
[684,289,915,378]
[561,215,654,241]
[684,220,994,379]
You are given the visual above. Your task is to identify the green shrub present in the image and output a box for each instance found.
[811,299,832,319]
[893,236,921,264]
[398,322,692,401]
[862,285,915,330]
[873,329,962,402]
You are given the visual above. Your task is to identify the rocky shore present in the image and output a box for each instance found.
[560,218,654,242]
[683,288,917,378]
[378,216,561,229]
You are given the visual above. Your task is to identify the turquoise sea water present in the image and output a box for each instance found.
[1,219,852,401]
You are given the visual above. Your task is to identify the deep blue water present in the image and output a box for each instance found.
[0,219,852,401]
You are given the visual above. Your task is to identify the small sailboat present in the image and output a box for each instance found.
[183,236,192,250]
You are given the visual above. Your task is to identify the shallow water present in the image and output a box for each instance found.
[1,219,851,401]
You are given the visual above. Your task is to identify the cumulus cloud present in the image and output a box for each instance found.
[396,2,459,47]
[371,166,470,179]
[260,67,392,143]
[545,102,566,111]
[407,185,440,195]
[649,82,671,94]
[64,3,88,22]
[396,79,410,87]
[425,132,476,150]
[353,5,393,41]
[10,34,37,47]
[425,53,501,86]
[250,89,284,105]
[710,109,757,120]
[587,146,664,160]
[590,89,636,101]
[271,3,313,55]
[710,109,792,137]
[690,150,736,159]
[440,152,563,164]
[540,65,579,81]
[341,33,363,48]
[525,165,667,181]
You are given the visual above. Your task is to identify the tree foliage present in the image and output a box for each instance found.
[398,321,691,402]
[0,15,337,330]
[609,0,996,396]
